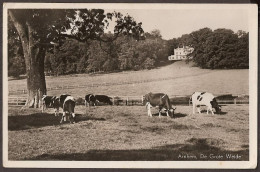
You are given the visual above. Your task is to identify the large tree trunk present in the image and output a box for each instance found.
[25,47,47,108]
[9,10,47,108]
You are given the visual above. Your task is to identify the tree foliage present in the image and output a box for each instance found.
[41,29,169,75]
[8,9,144,107]
[168,28,249,69]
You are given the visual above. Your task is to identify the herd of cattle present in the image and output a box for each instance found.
[42,92,222,124]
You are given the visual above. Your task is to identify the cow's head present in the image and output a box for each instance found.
[211,98,221,114]
[108,97,113,105]
[168,107,176,117]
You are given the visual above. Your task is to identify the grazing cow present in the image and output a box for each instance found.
[95,95,113,105]
[85,94,113,107]
[42,95,56,112]
[52,96,60,116]
[144,92,176,117]
[59,94,76,123]
[191,92,221,115]
[85,94,96,107]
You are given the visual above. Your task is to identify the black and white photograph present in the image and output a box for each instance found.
[2,3,258,169]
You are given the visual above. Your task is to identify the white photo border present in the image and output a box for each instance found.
[2,3,258,169]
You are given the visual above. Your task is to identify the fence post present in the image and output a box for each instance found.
[234,98,237,104]
[126,97,128,106]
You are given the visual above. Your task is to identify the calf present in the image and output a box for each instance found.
[191,92,221,115]
[144,92,176,117]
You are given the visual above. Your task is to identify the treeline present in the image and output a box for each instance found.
[168,28,249,69]
[43,30,168,76]
[8,28,249,77]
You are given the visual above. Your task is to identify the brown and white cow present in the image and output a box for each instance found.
[144,92,176,117]
[191,92,221,115]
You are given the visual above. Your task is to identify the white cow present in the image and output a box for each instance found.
[191,92,221,115]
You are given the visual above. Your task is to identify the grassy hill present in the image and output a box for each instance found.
[8,61,249,97]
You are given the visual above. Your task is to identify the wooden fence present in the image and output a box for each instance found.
[8,96,27,107]
[8,94,249,107]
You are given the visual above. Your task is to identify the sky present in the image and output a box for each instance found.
[105,8,249,40]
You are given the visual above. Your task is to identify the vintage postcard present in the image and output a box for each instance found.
[3,3,258,169]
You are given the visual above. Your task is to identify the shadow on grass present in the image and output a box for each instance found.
[152,112,187,119]
[173,113,188,118]
[26,138,248,161]
[8,113,105,131]
[195,110,227,115]
[218,111,228,115]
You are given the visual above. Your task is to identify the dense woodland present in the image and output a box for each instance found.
[9,27,249,77]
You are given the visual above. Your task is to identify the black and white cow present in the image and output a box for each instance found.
[52,96,60,116]
[144,92,176,117]
[59,94,76,123]
[85,94,96,107]
[191,92,221,115]
[95,95,113,105]
[85,94,113,107]
[42,95,56,113]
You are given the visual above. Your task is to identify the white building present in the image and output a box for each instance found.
[168,46,194,61]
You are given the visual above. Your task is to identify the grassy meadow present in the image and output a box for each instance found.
[8,61,249,98]
[7,61,249,161]
[8,104,249,161]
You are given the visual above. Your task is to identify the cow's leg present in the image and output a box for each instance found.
[146,102,151,117]
[158,108,162,118]
[71,113,76,123]
[148,107,152,117]
[166,110,169,117]
[147,107,151,117]
[197,106,201,114]
[193,104,196,114]
[210,107,215,115]
[60,112,66,123]
[42,104,44,113]
[207,105,214,115]
[54,107,59,116]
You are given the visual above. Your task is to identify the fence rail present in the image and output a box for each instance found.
[8,94,249,107]
[8,96,27,106]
